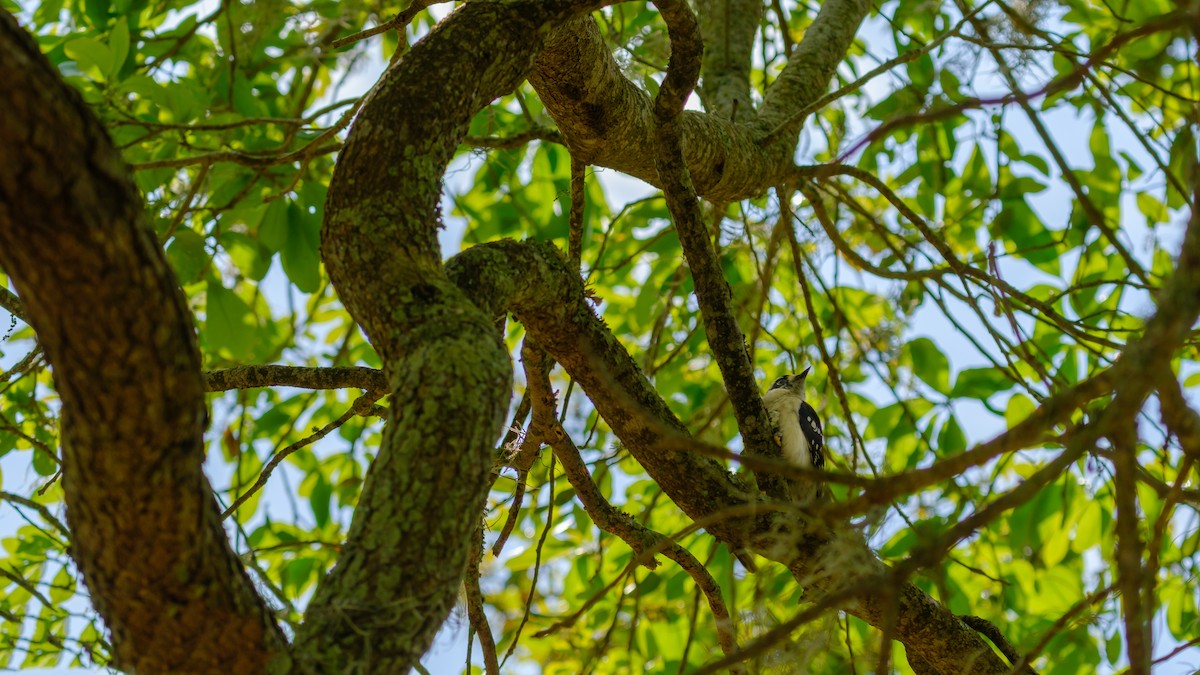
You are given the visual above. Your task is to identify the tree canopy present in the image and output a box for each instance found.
[0,0,1197,673]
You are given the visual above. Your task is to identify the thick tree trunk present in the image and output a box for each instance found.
[0,10,285,674]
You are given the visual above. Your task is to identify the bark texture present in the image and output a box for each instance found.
[448,241,1011,674]
[291,1,601,670]
[0,10,285,674]
[239,0,1007,669]
[0,0,1091,671]
[696,0,762,120]
[529,0,872,202]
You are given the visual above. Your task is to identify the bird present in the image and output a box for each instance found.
[762,367,825,501]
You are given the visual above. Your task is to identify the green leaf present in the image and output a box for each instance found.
[310,476,332,528]
[83,0,110,28]
[1105,631,1122,664]
[108,19,130,79]
[908,51,934,92]
[205,282,257,360]
[219,231,272,281]
[907,337,950,395]
[259,199,289,252]
[991,198,1060,274]
[32,447,58,476]
[280,203,321,293]
[1005,393,1035,427]
[937,415,966,454]
[166,229,208,284]
[1135,192,1167,225]
[49,567,74,604]
[64,38,113,81]
[283,557,317,597]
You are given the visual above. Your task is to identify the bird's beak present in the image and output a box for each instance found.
[799,366,811,379]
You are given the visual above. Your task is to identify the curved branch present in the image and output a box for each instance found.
[651,0,783,496]
[0,10,285,672]
[293,1,613,670]
[695,0,761,120]
[522,338,740,662]
[528,0,869,203]
[446,239,1012,674]
[0,285,24,321]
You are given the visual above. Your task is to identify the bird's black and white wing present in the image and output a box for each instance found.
[798,401,824,471]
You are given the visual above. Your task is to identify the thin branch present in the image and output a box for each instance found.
[569,155,586,269]
[0,491,69,537]
[464,522,500,675]
[1111,404,1150,673]
[464,127,563,150]
[330,0,445,50]
[652,0,785,497]
[1006,585,1114,674]
[130,142,342,171]
[204,365,387,394]
[499,454,556,666]
[523,338,740,663]
[490,425,544,558]
[0,285,25,320]
[220,391,382,520]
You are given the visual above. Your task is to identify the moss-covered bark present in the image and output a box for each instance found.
[696,0,761,120]
[292,1,602,671]
[529,0,871,202]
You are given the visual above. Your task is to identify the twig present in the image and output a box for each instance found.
[569,155,586,269]
[160,162,211,243]
[464,522,500,675]
[499,454,556,667]
[0,491,69,537]
[220,391,382,519]
[960,615,1037,675]
[330,0,443,50]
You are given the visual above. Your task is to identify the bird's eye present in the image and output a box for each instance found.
[770,376,790,390]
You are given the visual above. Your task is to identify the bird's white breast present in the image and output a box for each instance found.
[762,389,814,469]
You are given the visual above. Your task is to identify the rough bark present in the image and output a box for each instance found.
[529,0,871,202]
[696,0,762,120]
[14,0,1192,672]
[290,0,604,671]
[0,10,286,674]
[447,240,1011,674]
[295,0,1010,670]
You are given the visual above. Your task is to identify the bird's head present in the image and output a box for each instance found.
[767,366,811,395]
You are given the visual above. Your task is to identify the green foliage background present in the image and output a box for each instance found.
[0,0,1197,672]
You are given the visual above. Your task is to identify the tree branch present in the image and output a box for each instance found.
[0,10,285,672]
[205,364,387,393]
[294,1,617,670]
[447,239,1012,674]
[756,0,871,142]
[695,0,761,120]
[529,13,860,202]
[651,0,786,500]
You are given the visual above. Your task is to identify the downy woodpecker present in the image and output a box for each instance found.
[762,367,825,500]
